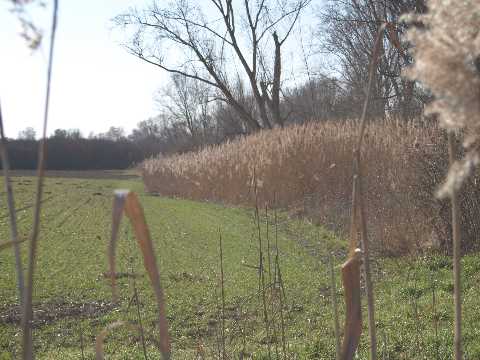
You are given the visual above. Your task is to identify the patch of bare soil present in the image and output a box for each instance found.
[168,271,207,283]
[9,170,140,180]
[0,300,116,328]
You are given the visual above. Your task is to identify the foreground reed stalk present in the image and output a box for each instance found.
[218,232,226,360]
[350,25,386,360]
[448,132,462,360]
[21,1,58,358]
[329,254,341,360]
[273,204,287,359]
[0,102,24,304]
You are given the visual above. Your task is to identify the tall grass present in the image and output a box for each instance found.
[142,119,446,254]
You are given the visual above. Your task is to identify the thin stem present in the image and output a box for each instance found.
[219,230,226,360]
[266,205,280,359]
[352,24,385,360]
[448,132,462,360]
[274,204,287,359]
[432,280,439,360]
[79,321,85,360]
[329,253,341,360]
[22,1,59,358]
[134,284,149,360]
[130,252,149,360]
[0,101,24,304]
[256,204,271,359]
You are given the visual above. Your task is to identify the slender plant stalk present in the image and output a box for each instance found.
[213,285,222,360]
[329,253,341,360]
[432,280,439,360]
[241,303,247,359]
[0,101,24,304]
[130,254,149,360]
[255,186,271,359]
[265,205,280,359]
[274,204,287,359]
[218,231,226,360]
[265,205,273,293]
[79,321,85,360]
[21,1,58,358]
[134,282,149,360]
[381,331,388,360]
[412,272,420,351]
[352,24,386,360]
[448,132,462,360]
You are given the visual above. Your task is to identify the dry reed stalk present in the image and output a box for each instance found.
[254,193,272,359]
[432,280,439,360]
[265,205,280,359]
[265,205,273,294]
[0,101,24,304]
[218,231,226,360]
[21,2,58,358]
[448,132,462,360]
[129,255,149,360]
[213,285,222,359]
[134,282,149,360]
[340,249,362,360]
[109,190,170,359]
[329,253,341,360]
[350,24,387,360]
[274,205,287,359]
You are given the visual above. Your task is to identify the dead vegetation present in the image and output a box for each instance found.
[142,119,477,254]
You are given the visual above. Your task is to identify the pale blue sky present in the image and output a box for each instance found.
[0,0,320,139]
[0,0,167,138]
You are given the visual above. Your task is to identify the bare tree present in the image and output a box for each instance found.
[157,74,214,142]
[283,76,352,122]
[317,0,426,119]
[18,127,36,140]
[115,0,310,132]
[101,126,126,141]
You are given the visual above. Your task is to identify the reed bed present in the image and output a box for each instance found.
[142,119,449,254]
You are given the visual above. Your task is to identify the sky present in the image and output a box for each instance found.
[0,0,167,139]
[0,0,322,139]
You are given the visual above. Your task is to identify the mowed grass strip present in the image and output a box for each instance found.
[1,172,480,359]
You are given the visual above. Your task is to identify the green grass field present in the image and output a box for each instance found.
[1,171,480,359]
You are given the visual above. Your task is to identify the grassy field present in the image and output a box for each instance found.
[1,171,480,359]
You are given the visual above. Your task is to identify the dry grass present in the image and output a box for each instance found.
[142,119,445,254]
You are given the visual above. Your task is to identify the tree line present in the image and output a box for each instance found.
[6,0,431,170]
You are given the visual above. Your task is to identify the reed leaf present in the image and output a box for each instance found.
[108,190,171,360]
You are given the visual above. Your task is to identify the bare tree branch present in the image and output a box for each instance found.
[116,0,310,130]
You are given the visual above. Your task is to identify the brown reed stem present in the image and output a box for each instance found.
[329,253,341,360]
[218,230,226,360]
[274,204,287,359]
[0,101,24,304]
[134,284,149,360]
[351,24,386,360]
[22,1,58,358]
[266,205,280,359]
[265,205,273,295]
[448,132,462,360]
[432,279,439,360]
[257,206,271,359]
[130,254,149,360]
[213,285,222,360]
